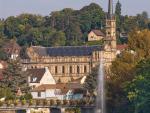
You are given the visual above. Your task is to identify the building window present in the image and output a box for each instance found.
[32,77,37,82]
[108,32,110,35]
[84,66,87,73]
[77,66,80,74]
[55,66,58,74]
[62,66,65,74]
[38,92,41,97]
[70,66,72,74]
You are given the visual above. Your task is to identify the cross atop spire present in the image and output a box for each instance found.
[107,0,114,19]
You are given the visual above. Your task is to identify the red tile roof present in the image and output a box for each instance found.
[117,44,128,50]
[91,29,105,36]
[32,83,82,92]
[32,84,67,92]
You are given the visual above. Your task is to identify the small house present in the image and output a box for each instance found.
[27,67,56,89]
[3,40,21,60]
[88,30,105,41]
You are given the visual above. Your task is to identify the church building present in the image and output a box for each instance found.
[22,0,117,83]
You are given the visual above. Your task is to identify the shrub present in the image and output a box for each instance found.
[21,99,26,105]
[29,99,33,106]
[14,99,19,106]
[24,93,33,100]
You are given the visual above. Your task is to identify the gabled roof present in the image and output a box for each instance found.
[27,68,45,83]
[31,45,103,57]
[3,40,21,54]
[91,30,105,37]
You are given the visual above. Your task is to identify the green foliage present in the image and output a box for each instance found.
[83,66,98,93]
[0,88,14,99]
[110,51,136,83]
[21,99,26,105]
[106,29,150,113]
[128,29,150,59]
[49,31,66,46]
[0,49,8,60]
[0,3,149,47]
[0,60,29,94]
[124,59,150,113]
[14,99,19,106]
[115,0,122,30]
[85,40,104,46]
[0,3,106,47]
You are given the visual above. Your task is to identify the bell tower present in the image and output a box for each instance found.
[105,0,116,51]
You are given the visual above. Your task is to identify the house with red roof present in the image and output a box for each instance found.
[88,29,105,41]
[116,44,128,55]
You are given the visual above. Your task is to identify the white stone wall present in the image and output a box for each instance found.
[31,92,46,99]
[40,67,56,85]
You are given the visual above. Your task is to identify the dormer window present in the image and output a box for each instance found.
[32,77,37,82]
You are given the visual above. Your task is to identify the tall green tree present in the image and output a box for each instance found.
[125,59,150,113]
[0,60,29,94]
[50,31,66,46]
[115,0,122,31]
[128,29,150,60]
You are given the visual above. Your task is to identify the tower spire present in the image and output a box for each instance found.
[108,0,113,19]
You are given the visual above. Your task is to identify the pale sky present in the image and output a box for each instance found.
[0,0,150,18]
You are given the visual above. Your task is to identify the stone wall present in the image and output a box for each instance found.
[0,110,16,113]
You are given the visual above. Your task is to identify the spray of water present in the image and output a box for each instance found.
[96,54,105,113]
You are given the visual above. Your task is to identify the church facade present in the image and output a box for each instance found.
[22,0,117,83]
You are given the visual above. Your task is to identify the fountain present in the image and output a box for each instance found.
[96,53,105,113]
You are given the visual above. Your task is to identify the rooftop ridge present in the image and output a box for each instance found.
[32,45,104,49]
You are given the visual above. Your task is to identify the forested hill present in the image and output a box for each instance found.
[0,2,150,47]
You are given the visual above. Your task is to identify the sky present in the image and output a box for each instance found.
[0,0,150,19]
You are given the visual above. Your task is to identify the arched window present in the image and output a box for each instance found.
[70,66,72,74]
[55,66,58,74]
[84,66,87,73]
[77,66,80,74]
[62,66,65,74]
